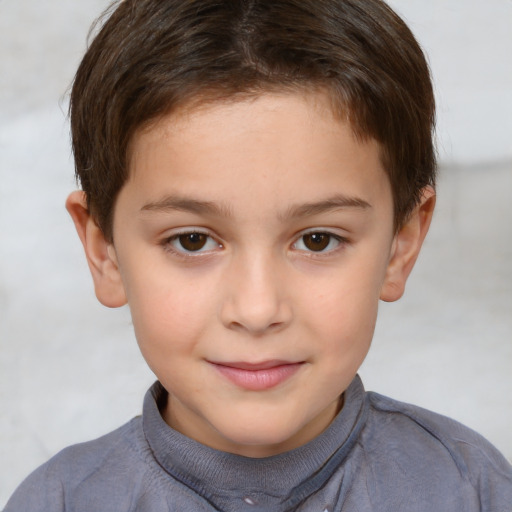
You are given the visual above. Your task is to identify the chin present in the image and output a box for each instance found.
[215,419,303,458]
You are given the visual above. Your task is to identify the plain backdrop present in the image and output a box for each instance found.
[1,0,511,506]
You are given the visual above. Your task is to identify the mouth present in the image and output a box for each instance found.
[209,360,304,391]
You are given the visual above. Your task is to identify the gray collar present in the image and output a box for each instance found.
[142,375,368,510]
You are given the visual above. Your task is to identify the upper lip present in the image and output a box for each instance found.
[210,360,302,371]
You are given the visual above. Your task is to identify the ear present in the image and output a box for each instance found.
[380,186,436,302]
[65,191,127,308]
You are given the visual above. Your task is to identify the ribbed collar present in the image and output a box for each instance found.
[142,375,368,511]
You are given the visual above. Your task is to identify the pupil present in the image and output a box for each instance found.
[179,233,207,251]
[304,233,330,251]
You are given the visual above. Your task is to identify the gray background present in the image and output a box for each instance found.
[1,0,511,506]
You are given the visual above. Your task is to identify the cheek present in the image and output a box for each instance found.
[301,264,382,353]
[125,270,217,356]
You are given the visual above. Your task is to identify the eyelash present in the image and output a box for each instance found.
[292,230,348,256]
[162,230,222,257]
[161,229,349,258]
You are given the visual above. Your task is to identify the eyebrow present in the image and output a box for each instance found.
[141,196,233,217]
[140,193,371,219]
[280,194,372,220]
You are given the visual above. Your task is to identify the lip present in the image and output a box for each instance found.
[210,360,304,391]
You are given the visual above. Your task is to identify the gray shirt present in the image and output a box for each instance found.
[5,376,512,511]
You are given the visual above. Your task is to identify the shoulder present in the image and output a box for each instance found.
[42,415,146,481]
[362,391,512,504]
[4,417,153,512]
[366,392,511,472]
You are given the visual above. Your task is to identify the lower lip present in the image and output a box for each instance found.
[212,363,303,391]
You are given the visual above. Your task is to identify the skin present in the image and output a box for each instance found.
[67,92,435,458]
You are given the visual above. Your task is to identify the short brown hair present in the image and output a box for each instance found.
[70,0,436,241]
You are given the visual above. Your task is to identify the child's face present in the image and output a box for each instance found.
[70,91,432,457]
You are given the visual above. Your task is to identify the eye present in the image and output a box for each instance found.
[293,232,343,253]
[167,231,221,254]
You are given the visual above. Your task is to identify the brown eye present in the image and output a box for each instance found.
[302,233,331,252]
[178,233,208,252]
[167,231,221,255]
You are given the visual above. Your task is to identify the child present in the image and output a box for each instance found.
[5,0,512,510]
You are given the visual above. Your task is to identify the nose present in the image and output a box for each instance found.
[219,251,292,335]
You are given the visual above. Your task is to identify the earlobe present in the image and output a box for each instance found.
[65,191,127,308]
[380,186,436,302]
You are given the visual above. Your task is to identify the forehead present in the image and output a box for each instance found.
[124,91,391,220]
[131,88,367,167]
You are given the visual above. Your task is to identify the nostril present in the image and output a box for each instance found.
[227,319,284,336]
